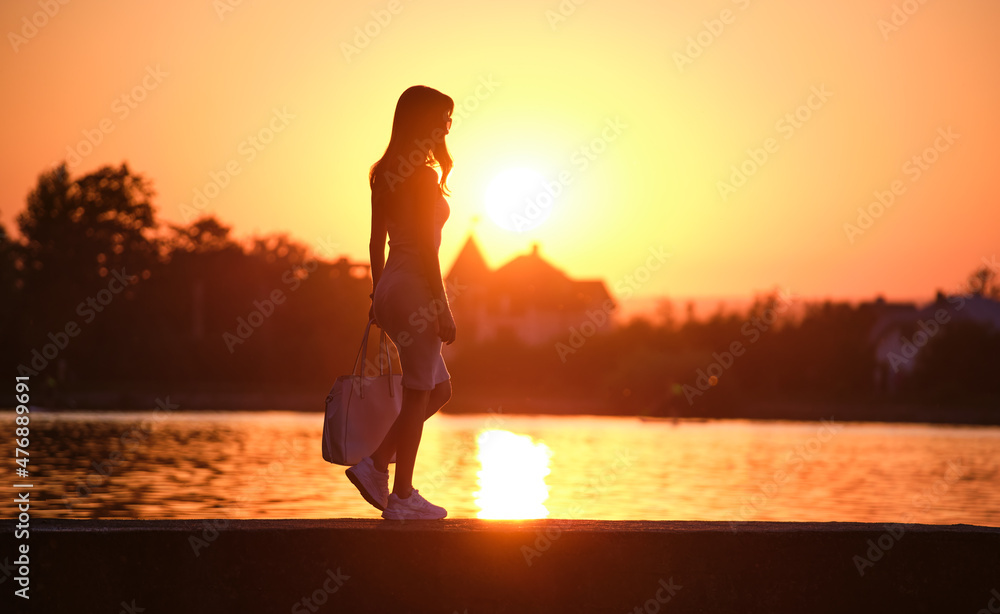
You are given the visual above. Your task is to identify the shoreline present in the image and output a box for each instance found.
[10,389,1000,426]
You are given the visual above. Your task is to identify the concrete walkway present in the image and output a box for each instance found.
[3,519,998,613]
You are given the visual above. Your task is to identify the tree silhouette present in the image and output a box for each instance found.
[5,161,999,417]
[17,163,158,311]
[966,265,1000,299]
[166,216,241,255]
[0,219,20,366]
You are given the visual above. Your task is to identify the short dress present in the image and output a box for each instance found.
[372,187,451,391]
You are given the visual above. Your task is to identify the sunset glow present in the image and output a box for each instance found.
[484,167,551,232]
[2,0,998,308]
[474,430,552,520]
[6,5,1000,610]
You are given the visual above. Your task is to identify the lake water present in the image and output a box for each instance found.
[3,411,999,525]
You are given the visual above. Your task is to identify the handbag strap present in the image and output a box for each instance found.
[353,319,401,399]
[351,319,375,376]
[378,328,400,398]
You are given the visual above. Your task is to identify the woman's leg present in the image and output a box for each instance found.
[370,386,430,498]
[370,379,451,473]
[424,378,452,419]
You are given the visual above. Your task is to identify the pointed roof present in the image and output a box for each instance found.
[445,236,613,312]
[492,243,610,312]
[493,243,572,289]
[575,279,615,307]
[446,234,491,283]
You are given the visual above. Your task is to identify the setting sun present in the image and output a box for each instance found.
[483,167,553,233]
[474,429,552,520]
[2,1,998,305]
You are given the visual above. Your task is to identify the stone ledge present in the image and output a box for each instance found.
[3,519,998,613]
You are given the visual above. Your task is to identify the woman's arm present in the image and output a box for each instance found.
[368,190,387,322]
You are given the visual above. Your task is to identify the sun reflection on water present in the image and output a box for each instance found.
[474,429,553,519]
[6,412,1000,525]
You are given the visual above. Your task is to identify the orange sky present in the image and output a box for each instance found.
[2,0,998,314]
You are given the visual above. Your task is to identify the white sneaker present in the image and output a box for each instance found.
[346,457,389,511]
[382,488,447,520]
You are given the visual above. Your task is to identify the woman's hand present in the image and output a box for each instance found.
[436,307,457,345]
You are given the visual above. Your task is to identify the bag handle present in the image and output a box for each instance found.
[378,329,398,375]
[350,319,375,376]
[351,319,400,399]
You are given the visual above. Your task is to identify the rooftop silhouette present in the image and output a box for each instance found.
[446,235,614,345]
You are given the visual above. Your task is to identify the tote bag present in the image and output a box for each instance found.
[322,319,402,466]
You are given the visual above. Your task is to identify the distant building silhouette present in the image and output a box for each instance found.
[445,235,614,345]
[866,294,1000,392]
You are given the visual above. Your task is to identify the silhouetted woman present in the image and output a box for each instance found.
[346,85,456,520]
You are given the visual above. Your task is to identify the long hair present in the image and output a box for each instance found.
[369,85,454,195]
